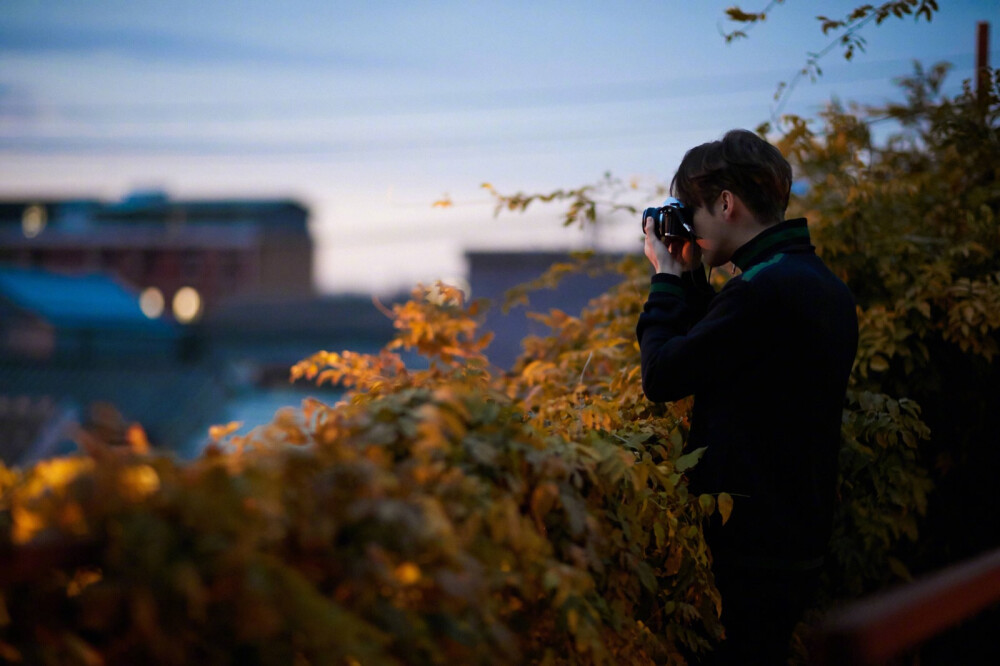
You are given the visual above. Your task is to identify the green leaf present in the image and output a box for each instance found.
[675,447,706,473]
[635,561,658,592]
[653,521,666,549]
[698,494,716,516]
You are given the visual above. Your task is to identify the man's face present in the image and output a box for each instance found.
[691,200,732,267]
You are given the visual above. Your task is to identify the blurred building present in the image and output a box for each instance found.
[0,191,313,324]
[0,261,395,466]
[0,264,228,464]
[0,192,330,465]
[465,250,627,369]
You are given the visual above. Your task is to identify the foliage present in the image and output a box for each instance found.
[776,63,1000,457]
[775,66,1000,610]
[0,282,733,665]
[827,391,933,598]
[0,259,936,664]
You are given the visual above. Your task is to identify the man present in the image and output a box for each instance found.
[637,129,858,664]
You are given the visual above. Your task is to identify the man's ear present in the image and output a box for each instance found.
[719,190,736,218]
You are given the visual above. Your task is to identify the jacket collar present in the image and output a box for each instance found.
[731,218,813,272]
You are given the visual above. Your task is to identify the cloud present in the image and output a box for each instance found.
[0,24,375,69]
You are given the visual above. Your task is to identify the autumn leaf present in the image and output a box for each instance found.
[718,493,734,526]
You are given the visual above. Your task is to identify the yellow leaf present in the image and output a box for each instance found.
[869,355,889,372]
[26,457,94,497]
[120,464,161,501]
[209,421,242,442]
[394,562,421,586]
[718,492,734,525]
[126,423,150,454]
[67,569,103,598]
[11,506,44,545]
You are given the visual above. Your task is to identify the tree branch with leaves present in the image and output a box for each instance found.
[724,1,940,121]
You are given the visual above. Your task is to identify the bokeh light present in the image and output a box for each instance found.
[21,205,47,238]
[139,287,165,319]
[172,286,202,324]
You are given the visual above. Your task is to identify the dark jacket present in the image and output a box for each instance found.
[636,218,858,570]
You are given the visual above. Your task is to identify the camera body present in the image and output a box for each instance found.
[642,197,695,242]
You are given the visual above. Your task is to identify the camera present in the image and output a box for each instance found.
[642,197,695,242]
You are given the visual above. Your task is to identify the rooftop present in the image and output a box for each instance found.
[0,265,176,333]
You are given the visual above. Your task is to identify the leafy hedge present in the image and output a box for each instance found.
[0,283,716,665]
[0,264,931,665]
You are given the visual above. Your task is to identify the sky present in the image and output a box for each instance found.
[1,0,996,295]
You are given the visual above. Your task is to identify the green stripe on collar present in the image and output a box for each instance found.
[650,282,685,298]
[741,253,785,281]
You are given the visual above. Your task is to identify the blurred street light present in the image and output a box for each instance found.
[139,287,165,319]
[172,287,202,324]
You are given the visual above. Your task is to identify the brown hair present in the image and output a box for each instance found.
[670,129,792,224]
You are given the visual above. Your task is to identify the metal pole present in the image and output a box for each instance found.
[977,21,990,104]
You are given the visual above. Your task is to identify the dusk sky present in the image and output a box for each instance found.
[1,1,995,294]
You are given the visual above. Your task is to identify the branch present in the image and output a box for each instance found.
[579,351,594,386]
[720,1,785,43]
[723,1,940,127]
[778,2,940,123]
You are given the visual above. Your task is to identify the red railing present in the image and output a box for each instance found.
[813,547,1000,664]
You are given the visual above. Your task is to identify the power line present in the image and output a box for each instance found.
[0,51,984,125]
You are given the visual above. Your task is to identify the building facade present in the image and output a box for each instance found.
[0,192,313,324]
[465,250,627,369]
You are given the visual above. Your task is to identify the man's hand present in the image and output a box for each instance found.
[644,217,701,276]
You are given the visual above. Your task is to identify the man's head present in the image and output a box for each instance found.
[671,129,792,225]
[670,129,793,266]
